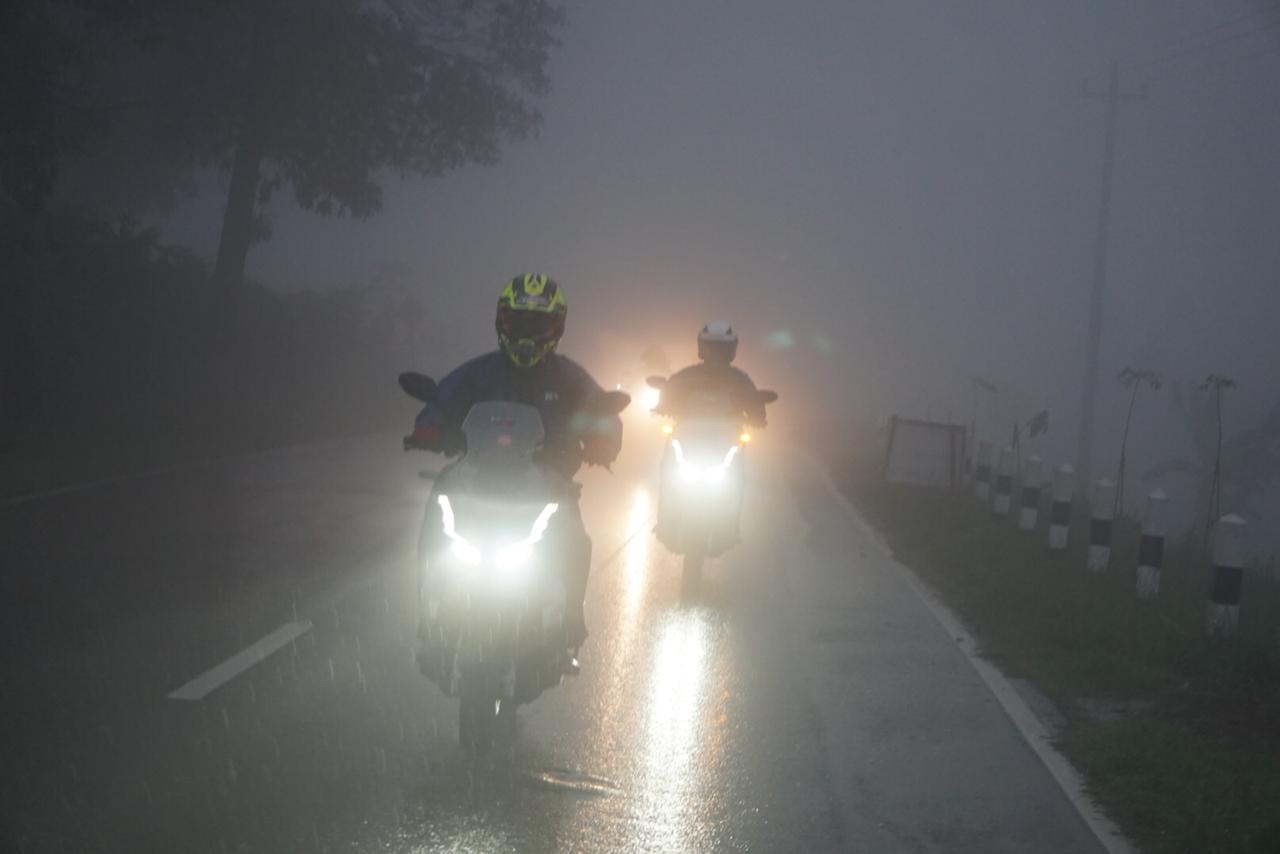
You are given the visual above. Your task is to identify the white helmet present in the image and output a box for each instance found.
[698,320,738,364]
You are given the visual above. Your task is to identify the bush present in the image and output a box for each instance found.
[0,210,410,493]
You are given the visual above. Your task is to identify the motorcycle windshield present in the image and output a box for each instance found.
[460,401,546,466]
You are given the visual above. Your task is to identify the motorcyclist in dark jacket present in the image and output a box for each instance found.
[654,321,767,426]
[406,274,621,672]
[653,321,766,553]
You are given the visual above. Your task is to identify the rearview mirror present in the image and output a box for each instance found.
[585,389,631,416]
[758,389,778,405]
[645,375,667,390]
[398,372,438,403]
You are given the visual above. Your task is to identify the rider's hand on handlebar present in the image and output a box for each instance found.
[403,425,465,456]
[581,435,620,468]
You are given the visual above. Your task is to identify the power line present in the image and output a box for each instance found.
[1136,4,1280,61]
[1147,41,1280,85]
[1128,14,1280,73]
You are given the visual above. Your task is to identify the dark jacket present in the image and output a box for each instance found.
[405,351,621,476]
[657,362,767,425]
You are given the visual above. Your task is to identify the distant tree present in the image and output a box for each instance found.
[0,1,94,213]
[132,0,565,330]
[5,0,565,331]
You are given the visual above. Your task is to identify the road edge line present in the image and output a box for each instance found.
[809,458,1135,854]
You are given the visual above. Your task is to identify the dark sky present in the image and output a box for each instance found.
[163,0,1280,473]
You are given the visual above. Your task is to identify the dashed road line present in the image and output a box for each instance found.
[168,621,314,701]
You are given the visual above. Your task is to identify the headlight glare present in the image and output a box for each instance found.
[438,495,558,572]
[438,494,482,566]
[451,539,482,565]
[672,440,737,486]
[496,502,558,573]
[495,542,533,572]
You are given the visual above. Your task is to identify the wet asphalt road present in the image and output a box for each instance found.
[0,425,1105,853]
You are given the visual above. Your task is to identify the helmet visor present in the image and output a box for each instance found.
[498,307,564,345]
[698,336,737,364]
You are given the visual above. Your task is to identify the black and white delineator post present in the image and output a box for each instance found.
[974,440,993,502]
[1207,514,1247,637]
[1087,478,1115,572]
[993,447,1016,516]
[1048,464,1073,550]
[1019,455,1042,531]
[1135,489,1169,599]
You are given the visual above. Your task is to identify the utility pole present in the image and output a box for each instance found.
[1075,60,1147,497]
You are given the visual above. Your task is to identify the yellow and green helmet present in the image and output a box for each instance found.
[495,273,568,368]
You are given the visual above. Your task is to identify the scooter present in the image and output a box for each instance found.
[399,372,629,754]
[646,376,776,594]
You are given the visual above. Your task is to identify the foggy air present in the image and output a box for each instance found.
[3,1,1278,852]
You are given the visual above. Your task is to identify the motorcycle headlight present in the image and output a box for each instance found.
[437,495,558,573]
[495,542,533,572]
[438,495,482,565]
[672,441,738,486]
[496,502,559,573]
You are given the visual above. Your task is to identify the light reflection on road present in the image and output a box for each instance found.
[398,484,730,852]
[622,489,651,613]
[639,610,712,852]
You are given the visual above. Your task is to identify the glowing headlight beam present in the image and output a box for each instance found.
[671,441,739,485]
[437,494,482,565]
[495,502,559,572]
[439,495,559,571]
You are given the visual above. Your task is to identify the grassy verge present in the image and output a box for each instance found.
[844,474,1280,854]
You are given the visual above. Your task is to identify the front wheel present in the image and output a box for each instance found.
[459,690,499,756]
[681,550,704,600]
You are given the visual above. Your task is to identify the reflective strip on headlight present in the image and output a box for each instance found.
[438,495,482,565]
[495,502,559,572]
[672,440,738,484]
[437,495,557,571]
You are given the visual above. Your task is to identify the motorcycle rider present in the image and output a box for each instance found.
[653,320,767,551]
[654,321,767,425]
[405,274,622,675]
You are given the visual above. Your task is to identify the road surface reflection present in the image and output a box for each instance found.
[638,610,714,851]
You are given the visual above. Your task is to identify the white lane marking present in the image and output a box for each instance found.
[168,621,313,701]
[807,457,1135,854]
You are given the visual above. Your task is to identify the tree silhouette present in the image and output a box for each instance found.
[3,0,565,333]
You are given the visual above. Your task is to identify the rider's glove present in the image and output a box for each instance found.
[582,434,620,467]
[403,425,465,456]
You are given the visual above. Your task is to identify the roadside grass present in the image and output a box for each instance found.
[845,474,1280,854]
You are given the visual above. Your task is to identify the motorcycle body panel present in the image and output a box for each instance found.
[417,402,571,713]
[656,416,745,558]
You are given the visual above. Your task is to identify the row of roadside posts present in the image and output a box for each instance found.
[971,439,1246,638]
